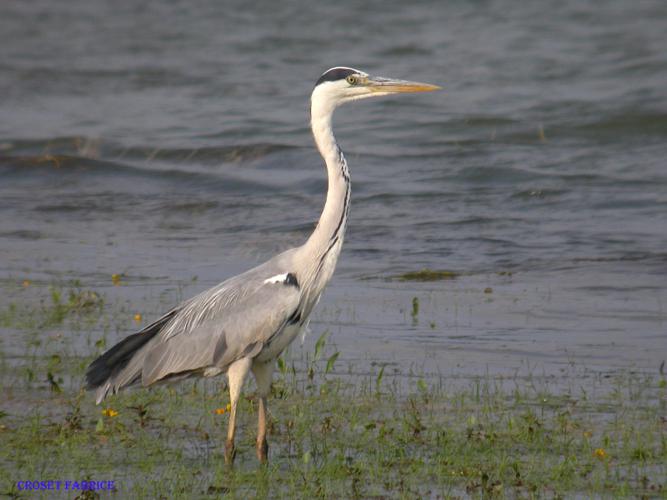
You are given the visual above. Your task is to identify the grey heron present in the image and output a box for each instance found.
[86,67,439,464]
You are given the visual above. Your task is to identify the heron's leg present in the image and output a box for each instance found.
[225,357,252,465]
[251,361,274,464]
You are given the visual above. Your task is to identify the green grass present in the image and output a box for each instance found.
[0,284,665,498]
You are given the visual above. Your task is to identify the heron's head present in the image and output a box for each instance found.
[311,67,440,114]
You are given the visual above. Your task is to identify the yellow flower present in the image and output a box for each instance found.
[102,408,119,418]
[22,279,31,287]
[594,448,607,460]
[134,313,142,323]
[111,274,121,286]
[214,403,232,415]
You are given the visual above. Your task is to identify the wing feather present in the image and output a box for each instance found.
[140,279,300,386]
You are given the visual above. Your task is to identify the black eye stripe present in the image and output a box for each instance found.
[315,67,358,87]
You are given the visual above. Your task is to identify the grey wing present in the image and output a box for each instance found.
[140,277,301,386]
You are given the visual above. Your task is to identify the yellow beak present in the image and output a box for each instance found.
[366,76,441,93]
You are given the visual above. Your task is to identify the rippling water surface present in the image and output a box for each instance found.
[1,0,665,379]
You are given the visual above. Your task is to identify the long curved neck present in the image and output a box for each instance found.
[293,95,350,309]
[303,98,351,257]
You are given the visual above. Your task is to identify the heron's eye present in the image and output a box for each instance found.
[346,75,358,85]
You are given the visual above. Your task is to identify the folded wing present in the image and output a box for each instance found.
[87,267,301,404]
[141,282,301,385]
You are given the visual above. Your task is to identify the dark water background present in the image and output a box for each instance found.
[1,0,666,381]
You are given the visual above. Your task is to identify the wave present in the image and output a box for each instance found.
[0,153,289,201]
[0,136,296,166]
[0,138,302,191]
[571,111,667,137]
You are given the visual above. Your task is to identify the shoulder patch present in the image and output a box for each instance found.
[264,272,299,289]
[264,273,288,284]
[284,273,299,288]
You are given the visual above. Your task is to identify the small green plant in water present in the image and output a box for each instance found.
[411,296,419,324]
[375,365,385,395]
[397,269,460,281]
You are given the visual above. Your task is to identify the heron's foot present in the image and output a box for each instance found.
[224,439,236,465]
[256,438,269,464]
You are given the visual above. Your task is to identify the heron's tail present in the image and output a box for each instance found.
[85,310,177,404]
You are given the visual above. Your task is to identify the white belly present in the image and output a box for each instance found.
[255,323,302,362]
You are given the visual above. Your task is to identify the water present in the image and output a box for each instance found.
[1,0,666,381]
